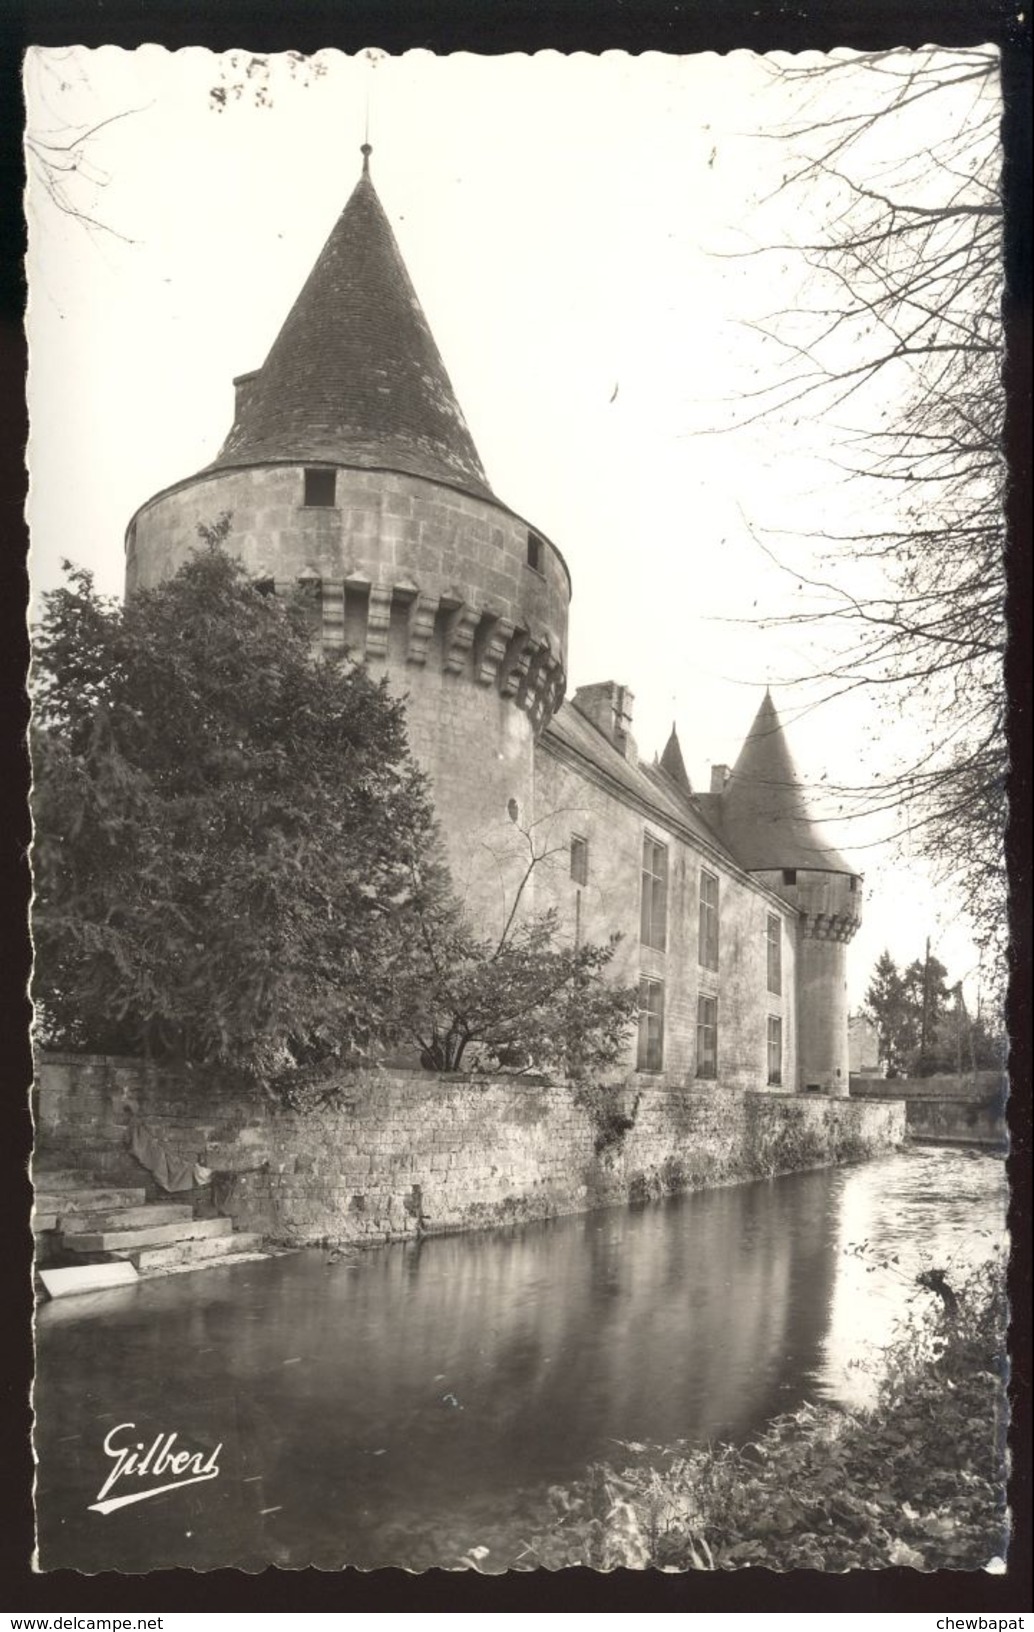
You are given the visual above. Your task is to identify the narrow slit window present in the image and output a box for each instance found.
[570,834,589,887]
[526,531,544,572]
[637,978,665,1073]
[303,468,337,507]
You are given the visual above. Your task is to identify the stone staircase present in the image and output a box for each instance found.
[34,1166,268,1290]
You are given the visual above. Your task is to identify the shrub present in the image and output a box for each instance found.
[521,1253,1008,1571]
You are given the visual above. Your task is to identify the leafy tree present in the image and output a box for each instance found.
[388,823,639,1077]
[966,1004,1008,1074]
[207,49,330,113]
[747,49,1007,984]
[33,522,638,1096]
[391,901,638,1078]
[928,981,1006,1077]
[31,523,438,1094]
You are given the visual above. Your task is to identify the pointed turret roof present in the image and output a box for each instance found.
[718,691,854,874]
[658,723,692,796]
[210,146,495,502]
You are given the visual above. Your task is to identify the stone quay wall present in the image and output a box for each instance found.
[36,1055,906,1247]
[850,1071,1006,1148]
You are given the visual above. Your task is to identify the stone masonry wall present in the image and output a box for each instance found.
[36,1055,905,1247]
[534,746,799,1089]
[851,1071,1006,1148]
[127,465,570,650]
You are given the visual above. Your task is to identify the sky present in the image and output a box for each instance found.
[24,46,1003,1008]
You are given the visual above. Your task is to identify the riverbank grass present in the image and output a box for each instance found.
[524,1256,1008,1571]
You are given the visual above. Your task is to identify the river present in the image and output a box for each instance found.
[34,1144,1007,1572]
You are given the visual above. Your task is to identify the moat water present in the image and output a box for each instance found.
[34,1144,1007,1573]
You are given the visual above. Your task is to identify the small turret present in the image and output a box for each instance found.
[658,723,692,797]
[717,691,861,1095]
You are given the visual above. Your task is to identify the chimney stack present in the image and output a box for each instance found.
[573,682,637,763]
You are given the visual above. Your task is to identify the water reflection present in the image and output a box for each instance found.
[35,1147,1005,1572]
[822,1144,1008,1407]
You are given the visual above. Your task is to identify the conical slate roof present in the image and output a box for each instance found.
[719,692,854,874]
[658,724,692,796]
[210,148,495,503]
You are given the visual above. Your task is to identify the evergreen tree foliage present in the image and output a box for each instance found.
[862,947,1003,1078]
[863,950,912,1077]
[31,525,438,1091]
[901,953,952,1076]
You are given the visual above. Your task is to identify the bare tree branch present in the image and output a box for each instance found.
[733,49,1006,985]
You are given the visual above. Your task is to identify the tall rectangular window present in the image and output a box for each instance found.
[570,834,589,887]
[698,869,719,970]
[641,835,668,950]
[767,1015,783,1086]
[697,994,718,1079]
[638,978,665,1072]
[303,467,337,507]
[766,913,782,995]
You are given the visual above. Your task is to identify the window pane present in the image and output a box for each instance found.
[640,863,652,945]
[767,914,781,995]
[641,837,668,950]
[767,1015,782,1086]
[303,467,336,506]
[637,978,665,1071]
[696,993,717,1079]
[571,835,589,887]
[699,870,719,970]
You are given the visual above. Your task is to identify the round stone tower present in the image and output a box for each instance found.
[125,148,569,929]
[717,692,862,1096]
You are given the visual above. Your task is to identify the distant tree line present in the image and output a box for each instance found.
[862,948,1004,1080]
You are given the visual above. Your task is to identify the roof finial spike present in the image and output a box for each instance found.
[361,46,382,166]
